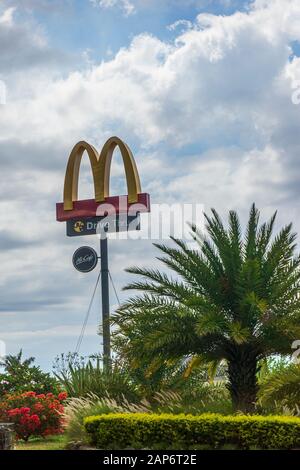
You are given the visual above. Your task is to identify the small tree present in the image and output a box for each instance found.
[114,205,300,413]
[0,350,60,396]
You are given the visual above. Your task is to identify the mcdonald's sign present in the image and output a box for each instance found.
[56,136,150,223]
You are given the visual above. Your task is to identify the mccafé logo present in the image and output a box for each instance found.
[56,136,150,222]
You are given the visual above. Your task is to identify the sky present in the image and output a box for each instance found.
[0,0,300,371]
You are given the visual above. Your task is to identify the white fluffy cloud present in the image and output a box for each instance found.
[1,0,300,367]
[2,0,300,150]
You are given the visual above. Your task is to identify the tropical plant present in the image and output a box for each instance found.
[258,360,300,412]
[53,352,87,376]
[113,205,300,413]
[63,393,148,445]
[54,355,140,403]
[0,350,35,371]
[63,394,120,445]
[0,391,67,441]
[120,356,209,400]
[0,350,60,396]
[63,385,231,446]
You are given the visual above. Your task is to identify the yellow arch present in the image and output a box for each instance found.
[98,136,141,204]
[63,141,101,211]
[63,137,141,211]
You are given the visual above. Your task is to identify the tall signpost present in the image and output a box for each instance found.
[100,236,110,369]
[56,136,150,370]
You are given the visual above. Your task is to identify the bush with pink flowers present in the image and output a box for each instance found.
[0,391,68,441]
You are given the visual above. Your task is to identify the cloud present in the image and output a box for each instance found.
[1,0,298,149]
[90,0,246,16]
[1,0,300,367]
[0,230,36,251]
[0,5,77,82]
[167,19,193,32]
[91,0,136,16]
[0,324,98,340]
[0,6,15,25]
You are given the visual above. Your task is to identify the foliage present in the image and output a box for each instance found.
[113,204,300,412]
[0,350,60,396]
[152,385,232,415]
[53,352,87,376]
[63,383,232,446]
[120,356,211,400]
[0,391,67,441]
[63,394,123,444]
[53,352,230,413]
[257,356,291,382]
[84,412,300,450]
[258,361,300,412]
[54,355,140,403]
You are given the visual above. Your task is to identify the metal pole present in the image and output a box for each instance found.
[100,235,111,371]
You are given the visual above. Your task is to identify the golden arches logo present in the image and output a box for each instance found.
[74,221,84,233]
[56,136,150,222]
[63,136,141,211]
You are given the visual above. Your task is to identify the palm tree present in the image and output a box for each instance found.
[113,205,300,413]
[0,349,35,373]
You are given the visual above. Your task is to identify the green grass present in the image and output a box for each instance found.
[16,435,66,450]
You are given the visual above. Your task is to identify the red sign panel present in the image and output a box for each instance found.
[56,193,150,222]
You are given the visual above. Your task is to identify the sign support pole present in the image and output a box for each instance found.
[100,235,111,371]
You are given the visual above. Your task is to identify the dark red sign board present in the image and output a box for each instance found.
[56,193,150,222]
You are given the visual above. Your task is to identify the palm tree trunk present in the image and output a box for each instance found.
[227,347,259,413]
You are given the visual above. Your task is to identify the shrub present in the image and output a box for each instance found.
[130,386,232,416]
[0,350,60,396]
[63,393,151,445]
[0,391,67,441]
[258,362,300,413]
[54,356,140,403]
[63,394,121,445]
[84,412,300,450]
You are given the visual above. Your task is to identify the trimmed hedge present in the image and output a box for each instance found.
[84,412,300,450]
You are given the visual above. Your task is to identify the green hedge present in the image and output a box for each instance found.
[84,412,300,450]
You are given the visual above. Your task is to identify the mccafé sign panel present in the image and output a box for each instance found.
[56,136,150,224]
[72,246,98,273]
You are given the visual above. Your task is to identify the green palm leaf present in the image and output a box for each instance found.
[113,204,300,413]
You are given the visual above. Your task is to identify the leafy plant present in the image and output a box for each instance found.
[0,350,60,396]
[258,361,300,412]
[54,355,140,403]
[63,394,118,445]
[0,391,67,441]
[84,412,300,450]
[113,205,300,412]
[145,385,232,415]
[53,352,86,376]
